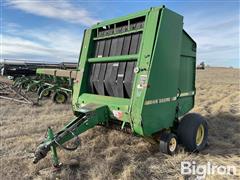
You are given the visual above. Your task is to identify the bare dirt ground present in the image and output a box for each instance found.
[0,67,240,180]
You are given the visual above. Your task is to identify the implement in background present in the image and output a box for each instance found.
[0,59,77,78]
[0,59,78,104]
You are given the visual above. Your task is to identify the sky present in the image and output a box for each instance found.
[1,0,239,67]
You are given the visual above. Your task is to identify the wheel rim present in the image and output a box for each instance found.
[169,137,177,152]
[31,85,38,92]
[22,83,28,89]
[196,124,205,146]
[56,94,65,103]
[43,90,49,96]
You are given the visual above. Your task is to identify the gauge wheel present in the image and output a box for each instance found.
[52,91,68,104]
[37,86,51,97]
[21,82,29,89]
[30,84,39,92]
[159,132,178,155]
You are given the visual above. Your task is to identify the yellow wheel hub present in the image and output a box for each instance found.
[31,86,37,92]
[56,94,65,103]
[196,124,204,146]
[43,90,49,96]
[169,137,177,152]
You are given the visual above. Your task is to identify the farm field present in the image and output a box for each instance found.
[0,67,239,179]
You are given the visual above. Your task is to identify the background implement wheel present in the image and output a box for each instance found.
[52,91,68,104]
[30,84,39,92]
[21,82,29,89]
[37,86,51,97]
[177,113,208,152]
[159,132,178,155]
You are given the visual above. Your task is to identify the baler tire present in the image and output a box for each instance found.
[159,132,178,155]
[52,91,68,104]
[37,86,51,97]
[177,113,208,152]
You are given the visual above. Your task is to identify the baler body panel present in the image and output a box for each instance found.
[139,8,184,135]
[71,6,196,137]
[177,31,197,117]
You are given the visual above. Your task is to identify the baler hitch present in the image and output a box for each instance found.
[33,104,109,167]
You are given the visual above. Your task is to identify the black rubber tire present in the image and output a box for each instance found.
[177,113,208,152]
[52,91,68,104]
[37,86,51,97]
[22,82,28,89]
[159,132,178,155]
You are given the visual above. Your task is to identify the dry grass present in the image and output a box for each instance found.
[0,67,240,180]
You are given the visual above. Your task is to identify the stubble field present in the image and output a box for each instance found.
[0,67,239,179]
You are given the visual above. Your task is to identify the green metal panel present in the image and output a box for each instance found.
[130,8,162,135]
[181,30,197,58]
[78,93,131,122]
[78,93,129,110]
[72,29,94,110]
[177,31,197,117]
[88,54,138,63]
[178,57,195,92]
[140,8,183,136]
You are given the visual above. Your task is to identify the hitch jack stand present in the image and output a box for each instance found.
[47,127,60,168]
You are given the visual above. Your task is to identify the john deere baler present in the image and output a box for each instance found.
[33,6,208,167]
